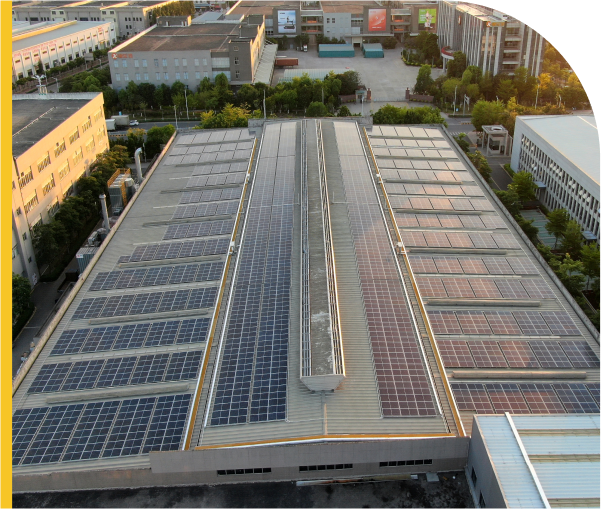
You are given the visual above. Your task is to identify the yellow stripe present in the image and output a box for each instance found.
[184,138,258,450]
[362,127,465,438]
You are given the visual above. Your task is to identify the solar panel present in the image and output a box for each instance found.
[559,341,600,368]
[521,279,555,299]
[437,340,475,367]
[469,279,502,299]
[553,383,599,413]
[442,278,474,298]
[529,341,572,368]
[486,383,530,413]
[540,311,582,336]
[513,311,552,335]
[12,407,48,465]
[498,341,539,368]
[164,351,203,381]
[428,310,462,335]
[61,360,104,391]
[456,311,492,334]
[433,257,463,274]
[130,354,170,385]
[482,258,513,275]
[586,383,600,406]
[113,323,151,350]
[102,398,155,458]
[507,257,539,275]
[519,384,566,413]
[175,318,211,344]
[142,394,192,452]
[458,258,488,274]
[21,404,84,465]
[416,277,447,298]
[495,280,529,299]
[451,383,494,413]
[27,363,72,394]
[95,356,137,388]
[80,326,119,352]
[468,341,508,368]
[483,311,522,335]
[51,328,90,356]
[409,256,438,274]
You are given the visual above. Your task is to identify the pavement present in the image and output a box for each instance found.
[13,471,474,508]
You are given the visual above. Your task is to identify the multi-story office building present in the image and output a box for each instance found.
[511,115,600,243]
[12,20,115,81]
[108,14,273,89]
[437,1,545,76]
[11,0,180,40]
[12,92,108,284]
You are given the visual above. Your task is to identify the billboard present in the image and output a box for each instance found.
[368,8,387,32]
[277,10,296,34]
[418,8,437,28]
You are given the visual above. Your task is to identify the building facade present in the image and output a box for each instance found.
[12,20,115,81]
[108,14,267,90]
[437,1,546,76]
[11,0,180,41]
[12,92,108,284]
[511,115,600,243]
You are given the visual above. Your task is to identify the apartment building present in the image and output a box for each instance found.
[511,115,600,243]
[12,92,108,284]
[437,1,545,76]
[12,20,115,81]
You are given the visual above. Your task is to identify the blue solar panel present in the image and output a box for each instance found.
[12,407,48,465]
[142,394,192,452]
[95,356,137,388]
[27,363,72,393]
[164,351,203,381]
[130,354,170,385]
[176,318,211,344]
[61,360,104,391]
[80,326,119,353]
[102,398,155,458]
[553,383,599,413]
[113,323,151,350]
[51,328,90,355]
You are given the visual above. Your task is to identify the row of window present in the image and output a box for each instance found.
[115,71,242,82]
[115,58,211,68]
[380,459,432,467]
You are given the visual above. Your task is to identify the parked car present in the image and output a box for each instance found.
[129,120,139,126]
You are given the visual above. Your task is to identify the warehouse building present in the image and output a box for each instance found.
[11,0,181,41]
[108,13,275,89]
[12,92,108,285]
[511,115,600,244]
[12,19,115,81]
[12,118,599,492]
[437,1,546,76]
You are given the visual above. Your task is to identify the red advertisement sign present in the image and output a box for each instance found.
[368,8,386,32]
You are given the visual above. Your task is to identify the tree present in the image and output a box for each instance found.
[555,254,586,295]
[31,224,61,269]
[212,73,234,109]
[199,104,250,129]
[138,82,156,107]
[478,71,495,101]
[446,51,467,78]
[441,78,461,103]
[559,220,584,258]
[496,79,517,102]
[467,151,493,182]
[126,128,146,157]
[508,171,537,203]
[580,243,600,290]
[145,124,176,157]
[512,66,537,103]
[494,188,521,215]
[372,105,447,126]
[545,208,570,248]
[171,80,185,97]
[306,101,329,117]
[471,100,505,132]
[13,273,32,324]
[515,214,539,243]
[415,65,434,94]
[337,105,351,117]
[453,133,470,153]
[336,70,361,95]
[465,65,482,84]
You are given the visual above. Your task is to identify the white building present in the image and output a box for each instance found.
[12,20,116,81]
[12,92,108,284]
[511,115,600,243]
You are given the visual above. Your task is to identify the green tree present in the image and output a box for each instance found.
[441,77,461,103]
[560,220,584,258]
[337,105,351,117]
[515,214,539,243]
[137,82,157,107]
[31,224,61,268]
[555,254,586,295]
[306,101,329,117]
[580,243,600,290]
[496,79,517,102]
[494,188,521,215]
[446,51,467,78]
[126,127,146,157]
[471,100,505,132]
[336,70,361,95]
[465,65,482,83]
[12,273,32,324]
[145,124,176,156]
[171,80,185,97]
[508,171,537,203]
[453,133,470,153]
[467,150,493,183]
[212,73,234,109]
[545,208,570,248]
[415,65,434,94]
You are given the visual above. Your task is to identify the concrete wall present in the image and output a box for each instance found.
[13,436,469,492]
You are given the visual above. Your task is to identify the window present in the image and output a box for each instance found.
[204,71,209,78]
[63,184,74,198]
[124,73,130,81]
[471,467,477,486]
[134,59,139,67]
[58,161,70,180]
[73,148,84,165]
[156,72,161,80]
[97,126,106,139]
[86,136,96,153]
[54,140,66,157]
[115,73,121,81]
[174,58,179,66]
[37,154,51,173]
[69,128,80,144]
[195,71,201,79]
[299,464,353,472]
[183,72,188,79]
[42,174,56,196]
[182,58,187,66]
[114,60,119,68]
[164,72,169,79]
[203,58,207,66]
[154,58,159,67]
[194,58,199,66]
[235,70,240,79]
[234,57,239,65]
[233,45,239,51]
[135,73,140,81]
[142,59,147,67]
[162,58,167,67]
[175,72,180,80]
[94,108,103,122]
[143,72,149,80]
[24,193,39,214]
[122,60,128,68]
[12,246,18,259]
[217,468,271,476]
[18,168,34,189]
[379,459,432,467]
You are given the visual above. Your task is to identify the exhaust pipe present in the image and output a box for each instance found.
[99,194,110,231]
[134,147,143,182]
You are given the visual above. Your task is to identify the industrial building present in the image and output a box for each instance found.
[12,118,599,493]
[11,0,182,41]
[436,1,546,76]
[12,19,115,81]
[467,414,600,508]
[108,13,277,89]
[12,92,108,285]
[511,115,600,244]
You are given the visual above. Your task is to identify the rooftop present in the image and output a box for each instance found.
[321,1,380,14]
[516,115,600,186]
[12,21,112,53]
[12,94,100,157]
[229,1,294,17]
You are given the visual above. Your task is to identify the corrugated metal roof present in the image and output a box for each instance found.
[512,414,600,431]
[521,435,600,456]
[534,462,600,500]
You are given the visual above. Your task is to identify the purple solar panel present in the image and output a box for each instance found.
[484,311,522,335]
[519,384,566,413]
[456,311,492,334]
[498,341,539,368]
[451,383,495,413]
[486,383,531,413]
[586,383,600,406]
[513,311,552,335]
[529,341,572,368]
[437,340,475,367]
[428,311,462,335]
[559,341,600,368]
[468,342,508,368]
[540,311,581,336]
[553,383,599,413]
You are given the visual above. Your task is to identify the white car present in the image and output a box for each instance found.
[129,120,139,126]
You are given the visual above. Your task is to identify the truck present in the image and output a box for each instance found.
[275,57,299,68]
[111,114,130,130]
[105,118,116,131]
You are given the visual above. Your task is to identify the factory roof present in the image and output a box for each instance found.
[12,21,112,53]
[228,0,290,17]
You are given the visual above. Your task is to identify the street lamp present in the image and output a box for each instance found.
[452,84,458,114]
[184,86,189,120]
[174,105,178,129]
[535,84,540,110]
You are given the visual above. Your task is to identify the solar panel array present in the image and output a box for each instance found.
[378,167,474,181]
[72,286,217,319]
[418,277,554,300]
[191,161,248,176]
[180,187,242,204]
[397,214,506,230]
[119,238,229,264]
[28,351,203,393]
[429,310,582,336]
[437,339,598,369]
[384,183,485,197]
[163,220,234,240]
[401,231,519,249]
[210,122,296,426]
[390,196,496,212]
[172,201,240,220]
[452,383,599,414]
[13,394,191,465]
[410,256,538,275]
[337,122,437,417]
[186,172,246,188]
[89,262,223,291]
[165,140,253,166]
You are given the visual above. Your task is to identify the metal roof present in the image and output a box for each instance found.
[12,21,112,53]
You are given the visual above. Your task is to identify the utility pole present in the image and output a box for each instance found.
[535,84,539,110]
[174,105,178,129]
[263,89,266,119]
[185,86,189,120]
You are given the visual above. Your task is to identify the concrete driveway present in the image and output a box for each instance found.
[272,46,443,103]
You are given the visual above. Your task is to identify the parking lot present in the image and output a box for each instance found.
[272,46,443,103]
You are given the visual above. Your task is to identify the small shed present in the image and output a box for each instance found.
[362,43,384,58]
[318,44,354,58]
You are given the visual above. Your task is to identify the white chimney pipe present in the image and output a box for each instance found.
[99,194,110,231]
[134,147,143,182]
